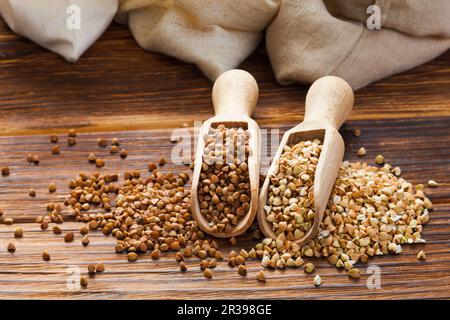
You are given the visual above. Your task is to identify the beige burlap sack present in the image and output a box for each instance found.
[1,0,449,89]
[0,0,118,62]
[116,0,280,80]
[266,0,450,89]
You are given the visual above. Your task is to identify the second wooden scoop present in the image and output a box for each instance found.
[191,69,260,238]
[258,76,354,245]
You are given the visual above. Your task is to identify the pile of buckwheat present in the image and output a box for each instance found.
[197,125,251,233]
[60,169,230,277]
[254,159,432,278]
[63,170,213,257]
[264,139,322,240]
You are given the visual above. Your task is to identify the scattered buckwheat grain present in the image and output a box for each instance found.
[48,183,57,193]
[357,147,366,157]
[80,225,89,235]
[127,252,138,261]
[427,180,439,188]
[256,270,266,282]
[81,236,90,246]
[112,138,120,146]
[96,263,105,272]
[50,134,59,143]
[7,243,16,253]
[64,232,74,242]
[98,138,108,148]
[348,268,360,279]
[304,263,315,273]
[417,250,426,261]
[120,149,128,159]
[80,276,88,288]
[203,268,213,279]
[88,153,96,163]
[110,145,119,154]
[68,137,76,146]
[392,167,402,176]
[95,159,105,167]
[175,252,184,262]
[68,129,76,137]
[313,274,322,286]
[200,259,209,270]
[14,227,23,238]
[375,154,384,165]
[87,264,96,274]
[42,251,50,261]
[51,145,60,155]
[1,167,10,176]
[151,249,161,260]
[32,155,40,165]
[238,264,247,276]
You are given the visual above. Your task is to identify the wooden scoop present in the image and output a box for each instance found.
[191,69,260,238]
[257,76,354,245]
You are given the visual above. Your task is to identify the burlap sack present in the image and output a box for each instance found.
[116,0,280,80]
[0,0,118,62]
[1,0,449,89]
[266,0,450,89]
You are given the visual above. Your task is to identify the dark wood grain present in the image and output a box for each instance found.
[0,19,449,300]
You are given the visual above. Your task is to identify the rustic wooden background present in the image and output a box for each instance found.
[0,20,449,300]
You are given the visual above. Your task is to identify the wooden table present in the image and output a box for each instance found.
[0,20,449,300]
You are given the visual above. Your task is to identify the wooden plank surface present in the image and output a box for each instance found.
[0,20,449,300]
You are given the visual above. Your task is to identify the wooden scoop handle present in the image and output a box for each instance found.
[212,69,259,118]
[304,76,354,130]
